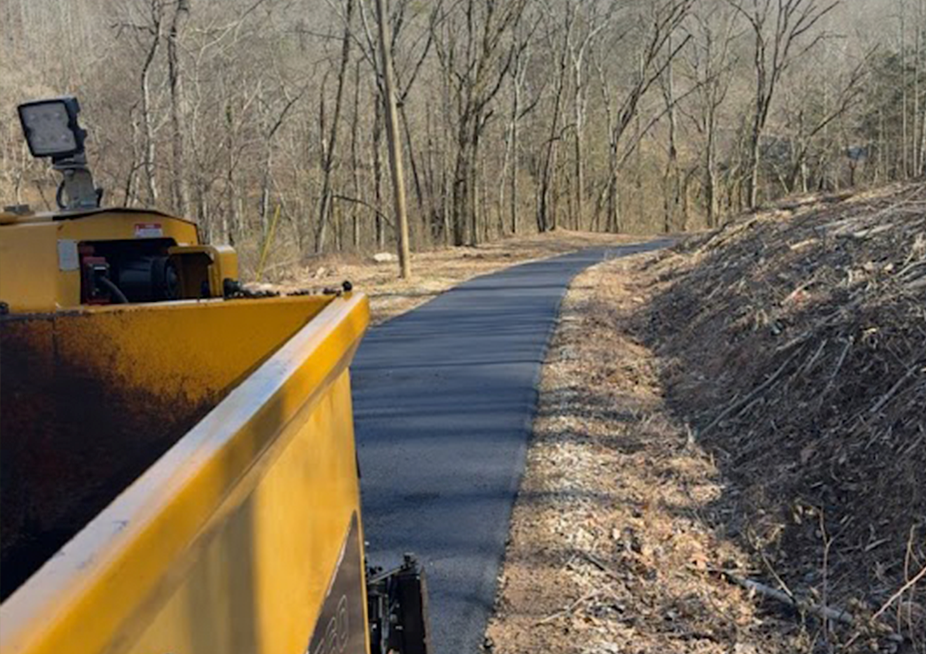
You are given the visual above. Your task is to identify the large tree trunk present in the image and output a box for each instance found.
[452,120,476,246]
[399,103,426,237]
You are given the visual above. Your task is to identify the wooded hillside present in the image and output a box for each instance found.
[0,0,920,264]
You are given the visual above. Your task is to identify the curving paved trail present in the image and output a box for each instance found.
[353,241,672,654]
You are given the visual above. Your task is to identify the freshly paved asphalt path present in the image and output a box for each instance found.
[353,240,672,654]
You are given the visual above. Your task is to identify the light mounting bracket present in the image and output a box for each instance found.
[17,96,100,211]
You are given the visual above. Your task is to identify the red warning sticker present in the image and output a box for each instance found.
[134,223,163,238]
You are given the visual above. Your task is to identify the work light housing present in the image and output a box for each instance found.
[17,97,87,159]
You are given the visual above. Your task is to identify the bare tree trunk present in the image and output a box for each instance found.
[573,104,584,229]
[373,99,385,250]
[350,61,362,249]
[705,119,719,226]
[746,103,764,209]
[375,0,412,276]
[452,130,476,245]
[315,0,356,254]
[225,106,237,243]
[510,93,520,235]
[139,3,161,207]
[508,33,530,235]
[877,107,886,184]
[539,7,573,233]
[480,146,490,241]
[902,2,910,178]
[167,0,191,217]
[399,103,426,227]
[595,55,619,232]
[735,0,838,209]
[662,32,680,233]
[920,75,926,176]
[915,2,923,175]
[440,57,452,245]
[424,106,440,243]
[635,110,644,227]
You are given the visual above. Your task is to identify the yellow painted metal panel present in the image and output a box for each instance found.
[0,211,200,312]
[0,222,65,312]
[1,296,336,568]
[168,244,239,297]
[129,372,365,654]
[50,296,333,404]
[0,293,371,654]
[54,211,199,244]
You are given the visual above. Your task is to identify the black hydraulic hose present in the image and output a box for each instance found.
[55,180,67,209]
[98,277,129,304]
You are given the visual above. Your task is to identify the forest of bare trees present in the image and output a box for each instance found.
[0,0,920,269]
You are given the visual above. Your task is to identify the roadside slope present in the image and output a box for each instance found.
[488,183,925,654]
[647,182,925,632]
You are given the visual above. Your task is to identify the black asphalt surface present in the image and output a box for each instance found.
[353,241,672,654]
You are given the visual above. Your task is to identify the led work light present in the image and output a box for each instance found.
[17,97,87,159]
[16,96,100,210]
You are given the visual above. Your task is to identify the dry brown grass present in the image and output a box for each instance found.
[247,230,642,323]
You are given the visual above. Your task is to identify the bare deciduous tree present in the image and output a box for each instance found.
[0,0,912,269]
[731,0,839,209]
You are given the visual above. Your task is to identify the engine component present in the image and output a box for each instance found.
[116,256,179,303]
[79,251,114,305]
[367,555,431,654]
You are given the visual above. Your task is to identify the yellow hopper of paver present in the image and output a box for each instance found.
[0,97,429,654]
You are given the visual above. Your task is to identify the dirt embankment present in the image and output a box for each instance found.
[487,183,925,654]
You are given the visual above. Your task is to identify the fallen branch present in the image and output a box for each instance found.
[843,563,926,649]
[819,336,854,400]
[535,589,601,626]
[868,362,923,415]
[700,346,805,437]
[716,570,854,626]
[579,550,624,583]
[870,563,926,622]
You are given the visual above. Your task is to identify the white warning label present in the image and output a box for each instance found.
[134,223,163,238]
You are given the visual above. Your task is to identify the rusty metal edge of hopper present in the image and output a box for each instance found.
[0,291,371,654]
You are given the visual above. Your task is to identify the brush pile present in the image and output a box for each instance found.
[646,183,926,644]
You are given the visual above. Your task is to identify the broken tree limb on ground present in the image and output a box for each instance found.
[716,570,855,626]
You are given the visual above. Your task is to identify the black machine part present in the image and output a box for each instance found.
[79,240,182,305]
[80,257,124,305]
[367,555,431,654]
[115,255,179,303]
